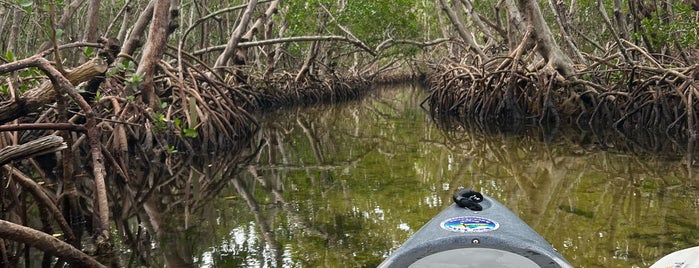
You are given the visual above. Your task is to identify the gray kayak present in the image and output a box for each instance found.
[378,189,573,268]
[379,189,698,268]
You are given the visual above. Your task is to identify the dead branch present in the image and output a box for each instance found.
[0,57,108,124]
[0,135,66,166]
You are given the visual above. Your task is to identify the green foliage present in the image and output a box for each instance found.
[18,0,33,7]
[106,60,136,77]
[151,102,199,138]
[172,118,195,138]
[106,60,139,95]
[152,112,168,132]
[125,73,143,91]
[339,1,421,45]
[286,1,429,46]
[635,4,699,49]
[109,59,142,92]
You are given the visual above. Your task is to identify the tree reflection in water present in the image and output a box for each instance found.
[117,83,697,267]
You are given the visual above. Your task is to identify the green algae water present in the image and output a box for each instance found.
[178,83,697,267]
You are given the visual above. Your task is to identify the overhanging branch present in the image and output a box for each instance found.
[194,35,377,56]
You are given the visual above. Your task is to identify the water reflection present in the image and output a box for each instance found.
[107,149,254,267]
[133,83,697,267]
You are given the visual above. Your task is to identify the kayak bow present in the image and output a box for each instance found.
[379,189,572,268]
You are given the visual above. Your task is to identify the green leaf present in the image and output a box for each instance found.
[105,67,118,77]
[132,73,142,84]
[83,47,94,58]
[183,128,198,138]
[55,28,63,39]
[123,60,133,70]
[166,145,177,153]
[5,51,14,62]
[18,0,33,8]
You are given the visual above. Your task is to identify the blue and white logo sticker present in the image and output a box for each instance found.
[440,216,500,233]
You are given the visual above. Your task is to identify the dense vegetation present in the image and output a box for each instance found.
[0,0,697,266]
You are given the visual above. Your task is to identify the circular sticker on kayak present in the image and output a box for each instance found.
[440,216,500,233]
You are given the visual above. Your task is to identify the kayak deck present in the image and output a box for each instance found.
[379,191,572,268]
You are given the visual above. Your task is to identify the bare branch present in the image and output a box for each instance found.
[195,35,377,56]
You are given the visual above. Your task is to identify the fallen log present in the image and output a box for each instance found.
[0,58,108,124]
[0,135,66,166]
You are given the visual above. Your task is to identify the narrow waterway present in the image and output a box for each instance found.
[162,83,697,267]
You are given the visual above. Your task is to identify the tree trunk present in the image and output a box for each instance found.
[243,0,280,47]
[459,0,496,45]
[438,0,488,61]
[136,0,171,109]
[547,0,585,62]
[434,1,455,56]
[518,0,575,76]
[504,0,528,50]
[295,40,319,82]
[120,0,155,59]
[266,5,288,79]
[612,0,628,40]
[116,2,132,43]
[213,0,258,73]
[7,8,22,54]
[84,0,101,43]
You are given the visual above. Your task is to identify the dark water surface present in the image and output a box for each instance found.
[175,84,697,267]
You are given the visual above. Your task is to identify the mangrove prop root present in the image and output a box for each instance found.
[427,46,699,134]
[0,220,105,267]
